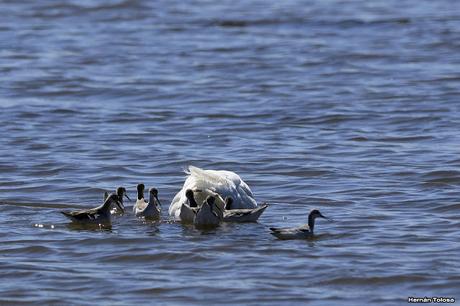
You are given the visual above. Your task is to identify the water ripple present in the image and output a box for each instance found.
[1,0,460,304]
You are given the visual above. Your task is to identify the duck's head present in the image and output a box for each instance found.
[185,189,198,207]
[116,186,131,202]
[206,195,223,218]
[307,209,331,233]
[206,195,215,206]
[310,209,331,220]
[149,187,158,197]
[185,189,194,200]
[149,187,161,207]
[206,196,215,204]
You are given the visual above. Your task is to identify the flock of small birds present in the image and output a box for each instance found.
[60,166,332,240]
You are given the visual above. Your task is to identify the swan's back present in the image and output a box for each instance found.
[169,166,257,219]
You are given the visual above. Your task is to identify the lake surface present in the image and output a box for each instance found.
[1,0,460,305]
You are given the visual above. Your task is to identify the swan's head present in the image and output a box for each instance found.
[225,197,233,210]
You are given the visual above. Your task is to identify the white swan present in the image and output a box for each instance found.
[169,166,258,221]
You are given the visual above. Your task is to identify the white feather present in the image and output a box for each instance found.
[134,192,161,219]
[169,166,257,220]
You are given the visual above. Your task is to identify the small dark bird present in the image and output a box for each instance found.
[61,193,123,226]
[270,209,331,240]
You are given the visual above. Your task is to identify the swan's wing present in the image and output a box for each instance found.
[216,169,257,209]
[192,166,257,209]
[188,166,230,187]
[169,166,221,218]
[218,170,255,198]
[238,181,254,199]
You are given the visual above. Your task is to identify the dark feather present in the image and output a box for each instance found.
[61,209,99,221]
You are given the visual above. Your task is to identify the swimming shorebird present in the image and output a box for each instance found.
[61,193,123,226]
[133,184,161,219]
[270,209,331,240]
[223,197,269,222]
[194,195,223,228]
[178,189,200,224]
[104,187,130,215]
[169,166,258,218]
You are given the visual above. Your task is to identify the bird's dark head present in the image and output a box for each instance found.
[225,197,233,210]
[137,184,145,192]
[116,187,131,201]
[185,189,194,200]
[206,196,215,206]
[136,184,145,200]
[149,187,160,207]
[116,187,126,197]
[149,187,158,197]
[310,209,331,221]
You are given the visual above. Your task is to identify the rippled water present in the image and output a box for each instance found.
[1,0,460,305]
